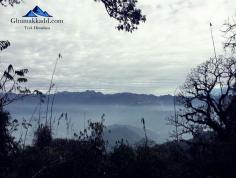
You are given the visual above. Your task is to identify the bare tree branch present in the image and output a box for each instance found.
[170,57,236,140]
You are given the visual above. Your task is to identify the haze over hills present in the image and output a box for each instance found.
[5,91,175,144]
[103,124,163,146]
[10,90,176,105]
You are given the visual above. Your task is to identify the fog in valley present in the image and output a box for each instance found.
[7,101,174,144]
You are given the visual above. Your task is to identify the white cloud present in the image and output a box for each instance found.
[0,0,236,95]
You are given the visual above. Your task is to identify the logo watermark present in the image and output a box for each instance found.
[10,6,64,30]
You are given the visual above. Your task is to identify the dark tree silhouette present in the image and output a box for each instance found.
[0,65,31,108]
[95,0,146,32]
[0,111,15,176]
[223,18,236,51]
[0,0,20,6]
[33,125,52,150]
[0,40,10,51]
[0,39,32,177]
[170,57,236,139]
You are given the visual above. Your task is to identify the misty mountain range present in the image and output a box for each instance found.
[11,90,176,105]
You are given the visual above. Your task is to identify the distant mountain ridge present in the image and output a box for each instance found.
[8,90,176,105]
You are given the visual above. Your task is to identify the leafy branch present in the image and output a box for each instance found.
[95,0,146,32]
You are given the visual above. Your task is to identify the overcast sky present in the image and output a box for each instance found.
[0,0,236,95]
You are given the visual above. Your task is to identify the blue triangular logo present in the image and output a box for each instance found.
[23,6,53,17]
